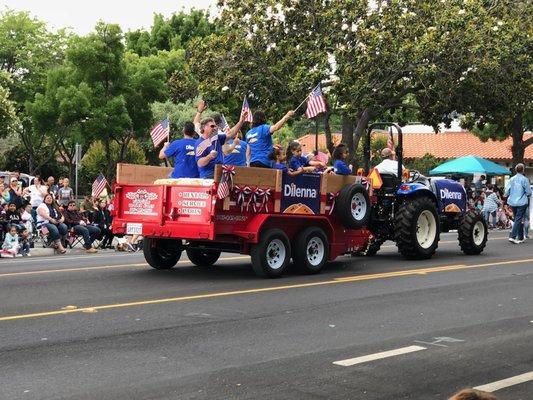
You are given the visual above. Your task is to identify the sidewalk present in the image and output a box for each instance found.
[0,247,124,258]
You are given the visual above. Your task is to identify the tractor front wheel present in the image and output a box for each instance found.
[458,211,488,255]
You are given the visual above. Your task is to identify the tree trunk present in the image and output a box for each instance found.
[353,108,372,155]
[323,110,335,155]
[510,112,525,167]
[341,114,355,165]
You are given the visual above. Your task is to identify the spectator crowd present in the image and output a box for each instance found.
[0,172,141,257]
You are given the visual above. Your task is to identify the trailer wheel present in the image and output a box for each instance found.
[143,238,182,269]
[335,184,371,229]
[293,227,329,274]
[186,249,221,267]
[251,229,291,278]
[394,197,439,260]
[458,211,488,255]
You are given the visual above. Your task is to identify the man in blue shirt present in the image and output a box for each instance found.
[159,122,199,178]
[504,163,532,243]
[195,112,248,179]
[245,110,295,168]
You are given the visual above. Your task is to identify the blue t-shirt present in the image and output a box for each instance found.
[288,156,309,171]
[333,160,351,175]
[195,134,227,179]
[164,138,199,178]
[245,124,272,166]
[272,162,287,172]
[223,139,248,167]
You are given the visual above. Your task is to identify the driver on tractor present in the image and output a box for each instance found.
[375,148,405,177]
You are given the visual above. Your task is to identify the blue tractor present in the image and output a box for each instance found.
[359,123,488,259]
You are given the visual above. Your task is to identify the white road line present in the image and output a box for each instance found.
[332,345,426,367]
[474,371,533,392]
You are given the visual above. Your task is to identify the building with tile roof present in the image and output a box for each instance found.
[296,131,533,179]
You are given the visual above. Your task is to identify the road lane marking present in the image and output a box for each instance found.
[335,258,533,282]
[0,257,531,322]
[474,371,533,392]
[0,256,250,278]
[333,345,426,366]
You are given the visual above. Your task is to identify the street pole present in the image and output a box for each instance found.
[75,143,81,200]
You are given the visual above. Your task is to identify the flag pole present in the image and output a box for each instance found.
[314,116,319,154]
[294,92,312,113]
[163,115,170,168]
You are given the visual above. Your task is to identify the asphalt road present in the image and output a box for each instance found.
[0,230,531,400]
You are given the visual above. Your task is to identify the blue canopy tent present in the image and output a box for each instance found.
[429,155,511,176]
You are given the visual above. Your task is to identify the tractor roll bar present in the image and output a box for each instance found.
[363,122,403,180]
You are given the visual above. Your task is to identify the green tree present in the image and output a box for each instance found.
[451,0,532,165]
[406,153,440,176]
[63,23,170,179]
[0,10,68,171]
[126,10,217,55]
[80,140,146,191]
[0,83,18,137]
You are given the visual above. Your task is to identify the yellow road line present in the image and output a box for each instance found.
[0,257,531,322]
[0,256,249,278]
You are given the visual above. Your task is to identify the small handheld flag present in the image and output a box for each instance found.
[220,114,230,132]
[387,126,394,151]
[305,84,327,119]
[150,118,170,147]
[92,173,108,198]
[241,97,253,123]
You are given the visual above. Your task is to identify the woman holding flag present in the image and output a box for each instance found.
[159,122,199,178]
[245,106,295,168]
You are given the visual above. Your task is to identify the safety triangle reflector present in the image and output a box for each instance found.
[367,168,383,189]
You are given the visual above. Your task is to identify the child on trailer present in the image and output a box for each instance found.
[268,146,287,172]
[285,141,325,176]
[2,225,20,257]
[332,143,353,175]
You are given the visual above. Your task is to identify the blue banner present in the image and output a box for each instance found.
[281,173,321,215]
[433,179,466,213]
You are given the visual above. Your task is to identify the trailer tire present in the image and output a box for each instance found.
[251,229,291,278]
[186,249,221,267]
[458,211,488,255]
[335,184,371,229]
[293,227,329,274]
[394,197,439,260]
[143,238,182,269]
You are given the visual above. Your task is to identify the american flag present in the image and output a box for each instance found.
[150,118,170,147]
[220,114,230,132]
[92,173,108,198]
[241,97,253,123]
[387,126,394,151]
[217,174,230,199]
[305,84,327,119]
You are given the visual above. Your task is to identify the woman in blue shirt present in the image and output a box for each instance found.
[245,109,295,168]
[159,122,199,178]
[223,135,249,167]
[332,143,353,175]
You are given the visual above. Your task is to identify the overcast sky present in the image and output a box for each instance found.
[0,0,217,34]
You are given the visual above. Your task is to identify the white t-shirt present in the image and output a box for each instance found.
[28,185,46,207]
[375,159,405,176]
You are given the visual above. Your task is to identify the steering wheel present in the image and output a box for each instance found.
[409,170,421,183]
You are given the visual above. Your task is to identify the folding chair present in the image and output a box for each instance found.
[67,228,84,249]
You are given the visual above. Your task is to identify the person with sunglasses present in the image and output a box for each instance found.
[194,105,248,179]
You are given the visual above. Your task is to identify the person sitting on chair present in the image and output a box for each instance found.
[63,201,101,253]
[375,148,405,177]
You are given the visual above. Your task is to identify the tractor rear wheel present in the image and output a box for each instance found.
[458,211,488,255]
[394,197,439,260]
[143,238,182,269]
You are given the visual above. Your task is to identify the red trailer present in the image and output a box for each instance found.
[112,163,374,278]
